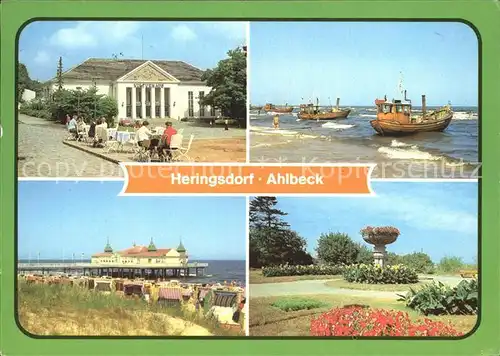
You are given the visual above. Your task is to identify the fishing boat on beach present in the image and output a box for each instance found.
[370,91,453,136]
[298,98,351,120]
[263,103,294,113]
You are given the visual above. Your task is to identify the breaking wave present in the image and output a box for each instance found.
[321,122,355,130]
[453,111,478,120]
[378,140,467,167]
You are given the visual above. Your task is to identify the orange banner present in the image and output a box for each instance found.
[120,163,375,195]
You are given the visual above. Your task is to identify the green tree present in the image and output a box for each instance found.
[97,96,119,126]
[201,47,246,121]
[56,56,64,91]
[250,227,312,267]
[315,232,359,265]
[17,63,31,102]
[356,243,374,264]
[249,196,312,267]
[401,252,435,274]
[249,196,289,230]
[437,256,464,274]
[385,252,402,266]
[48,87,117,123]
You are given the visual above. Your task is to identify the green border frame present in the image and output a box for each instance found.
[2,1,499,355]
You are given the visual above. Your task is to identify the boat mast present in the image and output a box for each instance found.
[398,71,405,100]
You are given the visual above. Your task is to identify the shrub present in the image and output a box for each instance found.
[262,264,344,277]
[385,252,402,266]
[271,298,328,312]
[19,101,52,120]
[356,244,374,264]
[398,279,478,316]
[315,232,359,265]
[342,264,418,284]
[437,256,464,274]
[310,306,461,336]
[400,252,435,274]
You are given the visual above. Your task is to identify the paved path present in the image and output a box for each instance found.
[250,276,466,299]
[18,115,123,178]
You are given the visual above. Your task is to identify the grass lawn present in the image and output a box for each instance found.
[249,294,477,337]
[250,269,340,284]
[324,279,432,292]
[18,280,241,336]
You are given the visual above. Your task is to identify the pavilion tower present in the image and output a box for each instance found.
[148,237,157,252]
[104,237,113,253]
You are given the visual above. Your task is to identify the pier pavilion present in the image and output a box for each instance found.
[18,239,208,280]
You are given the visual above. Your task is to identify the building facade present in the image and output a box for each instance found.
[48,58,219,120]
[91,239,188,267]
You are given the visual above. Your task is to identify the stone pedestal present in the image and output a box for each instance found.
[373,244,387,267]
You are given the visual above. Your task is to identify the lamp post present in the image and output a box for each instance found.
[72,253,75,265]
[37,252,40,265]
[76,87,82,116]
[81,253,84,264]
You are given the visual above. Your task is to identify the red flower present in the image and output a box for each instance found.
[310,306,461,337]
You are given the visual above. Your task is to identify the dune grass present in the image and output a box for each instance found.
[18,280,242,336]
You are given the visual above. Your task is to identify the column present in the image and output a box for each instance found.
[141,86,146,119]
[160,87,165,118]
[151,87,156,119]
[131,86,137,119]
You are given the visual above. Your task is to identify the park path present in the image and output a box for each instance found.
[249,276,465,299]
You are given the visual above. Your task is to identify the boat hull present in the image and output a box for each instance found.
[369,114,453,136]
[266,107,294,113]
[263,104,294,113]
[298,109,351,120]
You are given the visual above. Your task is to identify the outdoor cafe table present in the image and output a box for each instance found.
[107,128,117,139]
[113,131,133,152]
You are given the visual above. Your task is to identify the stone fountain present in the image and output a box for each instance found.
[360,226,400,267]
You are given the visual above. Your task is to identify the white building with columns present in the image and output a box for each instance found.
[47,58,219,120]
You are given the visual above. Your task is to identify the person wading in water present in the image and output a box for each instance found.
[273,114,280,129]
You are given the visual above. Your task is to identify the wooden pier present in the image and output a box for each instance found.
[17,262,209,280]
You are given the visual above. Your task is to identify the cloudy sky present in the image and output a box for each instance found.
[250,21,478,106]
[274,181,478,263]
[19,21,247,81]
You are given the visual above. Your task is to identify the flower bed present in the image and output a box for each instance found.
[310,306,461,336]
[119,118,134,127]
[262,264,344,277]
[342,264,418,284]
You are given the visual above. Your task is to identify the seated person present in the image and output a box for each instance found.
[159,121,177,160]
[136,121,152,147]
[100,117,108,129]
[93,119,108,147]
[88,120,97,140]
[67,116,78,139]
